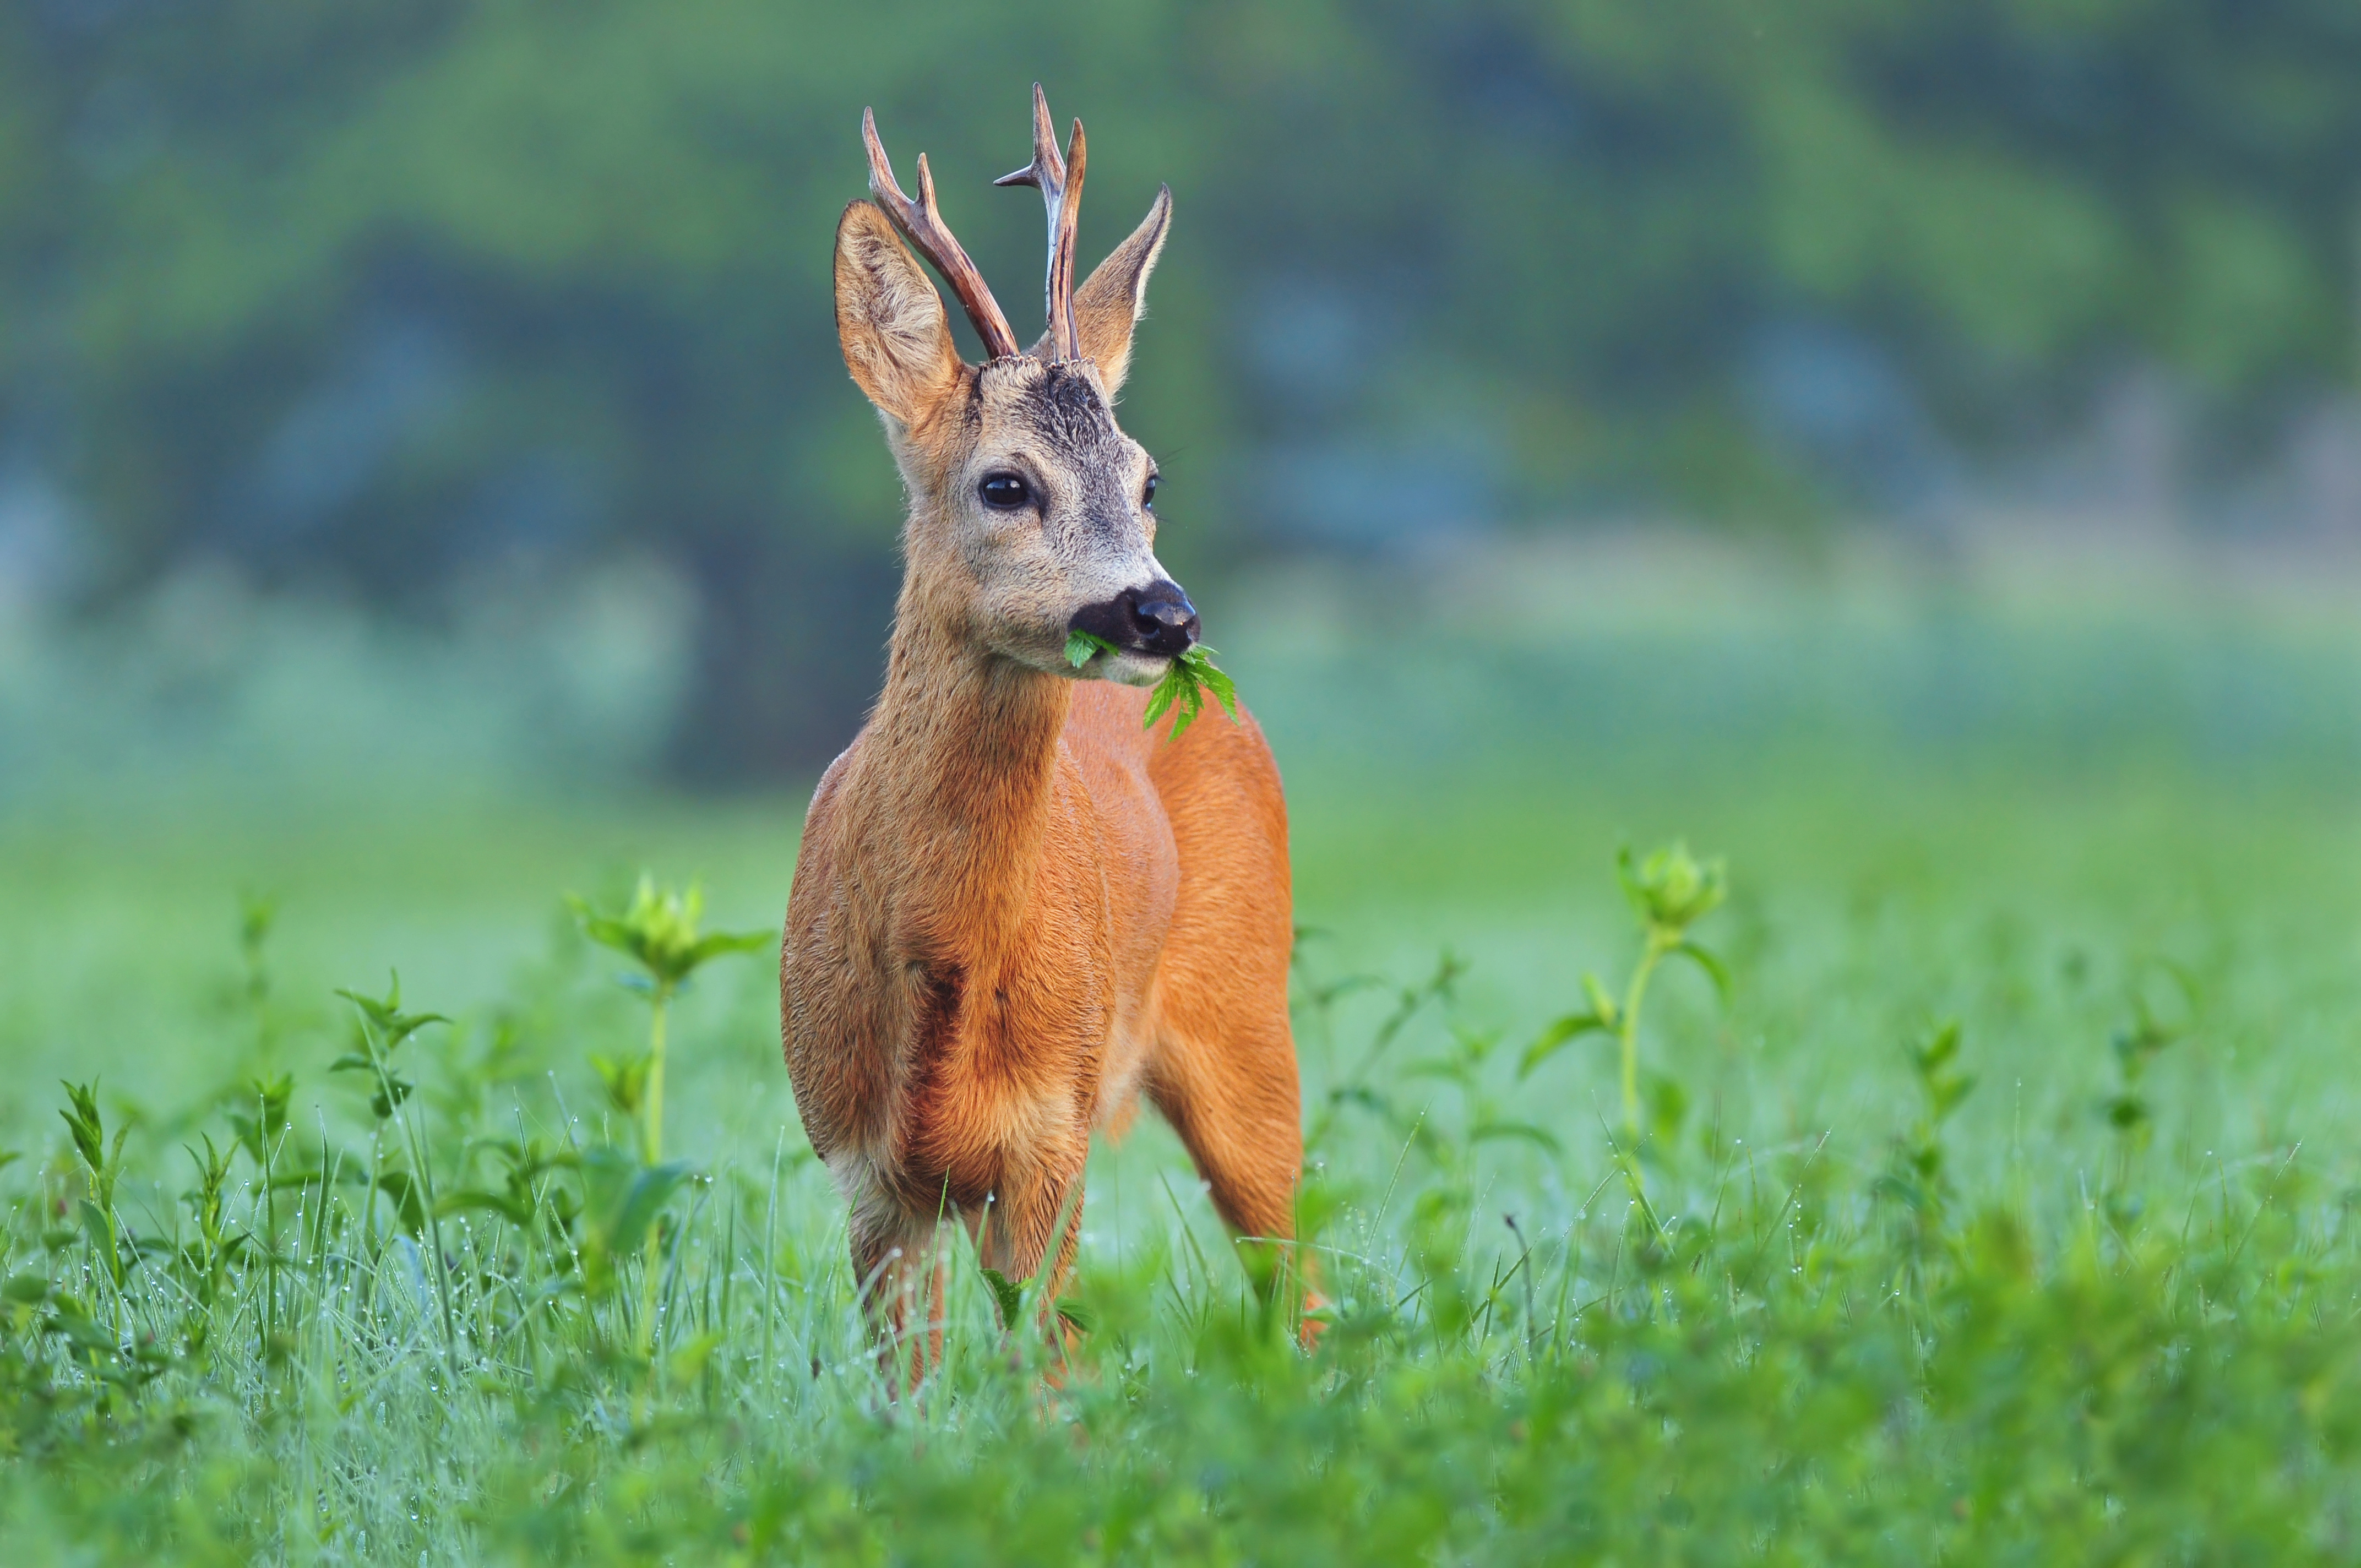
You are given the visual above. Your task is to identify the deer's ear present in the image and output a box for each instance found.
[835,200,962,423]
[1068,185,1171,398]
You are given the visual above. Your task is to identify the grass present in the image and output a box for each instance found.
[4,587,2361,1562]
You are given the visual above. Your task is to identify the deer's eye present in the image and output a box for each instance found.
[978,472,1032,510]
[1143,474,1159,508]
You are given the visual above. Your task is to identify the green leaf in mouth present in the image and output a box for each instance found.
[1143,644,1239,741]
[1065,629,1241,742]
[1065,628,1118,668]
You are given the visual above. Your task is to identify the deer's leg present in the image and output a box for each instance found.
[970,1148,1090,1374]
[976,1159,1087,1307]
[849,1194,947,1390]
[1143,930,1321,1326]
[1146,1025,1303,1246]
[1136,703,1316,1329]
[1146,1038,1329,1343]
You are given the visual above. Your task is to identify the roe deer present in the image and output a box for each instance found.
[781,88,1304,1365]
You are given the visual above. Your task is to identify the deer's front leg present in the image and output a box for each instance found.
[850,1189,949,1391]
[975,1158,1087,1334]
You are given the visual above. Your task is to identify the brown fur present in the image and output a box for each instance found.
[784,189,1301,1366]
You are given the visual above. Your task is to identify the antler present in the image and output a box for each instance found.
[862,107,1022,362]
[994,83,1087,363]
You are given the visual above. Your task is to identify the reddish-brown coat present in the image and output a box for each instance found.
[783,603,1299,1327]
[786,118,1305,1363]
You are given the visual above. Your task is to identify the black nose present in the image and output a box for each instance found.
[1128,581,1199,655]
[1069,580,1200,658]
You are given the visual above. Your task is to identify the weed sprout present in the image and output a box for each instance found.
[571,875,769,1363]
[570,876,770,1167]
[1519,841,1729,1150]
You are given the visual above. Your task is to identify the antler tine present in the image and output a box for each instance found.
[994,80,1067,192]
[861,106,1022,361]
[993,84,1087,362]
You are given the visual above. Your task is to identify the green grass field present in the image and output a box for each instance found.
[4,573,2360,1562]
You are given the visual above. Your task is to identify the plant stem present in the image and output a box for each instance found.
[260,1098,278,1358]
[1619,930,1672,1142]
[639,987,671,1367]
[645,990,669,1165]
[372,1028,459,1371]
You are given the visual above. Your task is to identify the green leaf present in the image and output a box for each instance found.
[1581,973,1618,1023]
[58,1081,107,1177]
[979,1266,1026,1331]
[335,973,450,1053]
[369,1076,415,1121]
[1141,672,1180,727]
[1141,645,1241,743]
[438,1188,537,1226]
[1518,1011,1612,1078]
[1672,941,1731,1001]
[1470,1119,1563,1153]
[590,1053,651,1118]
[77,1199,127,1285]
[229,1074,293,1163]
[1198,658,1239,718]
[687,930,774,966]
[43,1297,119,1357]
[1326,1085,1394,1117]
[1065,628,1117,668]
[376,1171,428,1237]
[578,1148,694,1261]
[1054,1296,1097,1335]
[1912,1019,1962,1074]
[569,877,770,994]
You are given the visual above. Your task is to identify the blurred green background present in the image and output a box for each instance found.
[6,1,2361,771]
[2,0,2360,1156]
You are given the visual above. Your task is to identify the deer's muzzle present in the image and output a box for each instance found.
[1070,580,1199,658]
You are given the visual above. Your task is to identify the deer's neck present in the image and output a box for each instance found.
[860,603,1071,961]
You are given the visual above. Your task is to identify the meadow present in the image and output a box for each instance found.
[3,545,2361,1563]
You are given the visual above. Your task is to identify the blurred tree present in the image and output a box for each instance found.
[2,0,2357,774]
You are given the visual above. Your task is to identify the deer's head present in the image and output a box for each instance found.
[835,88,1193,688]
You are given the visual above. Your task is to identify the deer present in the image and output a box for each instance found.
[781,87,1307,1370]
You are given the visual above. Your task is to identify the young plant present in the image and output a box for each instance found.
[1873,1020,1975,1259]
[1519,842,1729,1145]
[225,1071,293,1353]
[334,976,458,1356]
[1304,950,1466,1156]
[570,876,768,1359]
[571,876,770,1167]
[2098,961,2195,1226]
[1065,630,1239,741]
[58,1081,133,1309]
[177,1134,241,1338]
